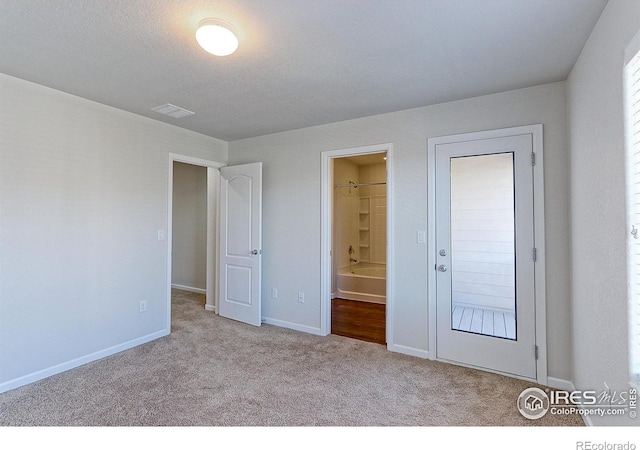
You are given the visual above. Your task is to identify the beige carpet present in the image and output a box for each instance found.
[0,289,583,426]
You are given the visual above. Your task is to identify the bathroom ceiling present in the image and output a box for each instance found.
[344,154,388,166]
[0,0,608,142]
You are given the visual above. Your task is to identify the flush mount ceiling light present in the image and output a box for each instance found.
[196,19,238,56]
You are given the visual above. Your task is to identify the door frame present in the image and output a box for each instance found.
[320,143,395,343]
[167,153,225,332]
[427,125,547,384]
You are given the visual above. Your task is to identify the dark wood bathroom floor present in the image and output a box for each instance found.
[331,298,386,345]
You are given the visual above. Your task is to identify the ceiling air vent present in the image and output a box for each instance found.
[150,103,195,119]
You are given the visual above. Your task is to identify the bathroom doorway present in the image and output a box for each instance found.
[320,144,394,346]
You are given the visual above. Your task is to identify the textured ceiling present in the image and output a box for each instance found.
[0,0,608,142]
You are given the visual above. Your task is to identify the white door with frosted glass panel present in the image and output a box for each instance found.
[219,162,262,326]
[435,135,536,379]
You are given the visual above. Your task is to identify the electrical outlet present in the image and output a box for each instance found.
[272,288,278,299]
[139,300,147,313]
[298,292,305,303]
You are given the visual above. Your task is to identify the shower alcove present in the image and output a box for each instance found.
[332,155,387,305]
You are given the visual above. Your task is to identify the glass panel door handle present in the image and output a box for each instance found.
[438,264,448,272]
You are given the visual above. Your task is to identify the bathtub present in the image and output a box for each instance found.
[337,262,386,304]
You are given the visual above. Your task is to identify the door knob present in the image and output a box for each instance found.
[438,264,447,272]
[251,249,259,255]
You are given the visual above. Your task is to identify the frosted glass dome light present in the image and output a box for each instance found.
[196,19,238,56]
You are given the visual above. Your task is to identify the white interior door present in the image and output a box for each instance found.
[435,134,536,379]
[219,162,262,326]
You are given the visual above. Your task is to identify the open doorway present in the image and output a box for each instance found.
[166,154,224,332]
[171,161,207,298]
[320,143,394,347]
[331,154,387,344]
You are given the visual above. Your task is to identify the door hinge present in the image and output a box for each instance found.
[531,152,536,166]
[535,345,539,360]
[533,247,537,262]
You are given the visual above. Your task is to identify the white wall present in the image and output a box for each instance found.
[228,81,572,380]
[567,0,640,426]
[0,73,227,390]
[171,161,207,291]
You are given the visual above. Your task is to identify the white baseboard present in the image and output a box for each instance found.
[546,377,593,426]
[261,317,324,336]
[387,343,430,359]
[171,284,206,295]
[546,376,575,391]
[204,304,216,312]
[0,329,169,394]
